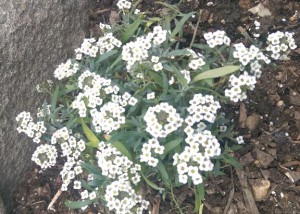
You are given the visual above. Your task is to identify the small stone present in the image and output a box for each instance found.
[221,19,226,24]
[295,111,300,120]
[249,179,271,201]
[261,170,271,180]
[256,150,274,168]
[240,152,255,166]
[276,100,284,107]
[245,113,261,131]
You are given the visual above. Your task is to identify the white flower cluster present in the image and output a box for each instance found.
[71,70,137,130]
[51,128,86,191]
[105,180,150,214]
[144,102,183,138]
[186,94,221,125]
[75,33,121,60]
[204,30,231,48]
[31,144,58,169]
[117,0,132,10]
[60,136,86,158]
[140,138,164,167]
[51,127,70,144]
[188,49,206,70]
[266,31,297,60]
[233,43,270,66]
[16,111,47,143]
[122,26,168,71]
[96,33,122,54]
[96,141,141,184]
[91,102,126,134]
[54,59,79,80]
[173,130,221,185]
[225,72,256,102]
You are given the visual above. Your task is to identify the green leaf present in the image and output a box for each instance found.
[223,154,242,170]
[171,12,195,37]
[96,49,118,64]
[194,184,205,213]
[50,85,60,119]
[108,131,140,143]
[80,118,99,147]
[193,65,240,82]
[121,19,142,43]
[80,162,101,175]
[164,64,188,87]
[148,71,163,87]
[162,138,182,159]
[65,199,93,209]
[111,141,133,161]
[165,49,190,57]
[141,172,165,191]
[145,17,161,30]
[158,161,170,186]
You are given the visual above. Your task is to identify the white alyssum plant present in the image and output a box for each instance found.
[16,1,297,213]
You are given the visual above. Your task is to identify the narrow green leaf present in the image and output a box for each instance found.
[96,49,118,64]
[223,154,242,170]
[141,172,165,191]
[80,118,99,147]
[192,65,240,82]
[148,71,163,87]
[166,49,190,57]
[171,12,195,37]
[108,131,140,143]
[193,183,205,213]
[158,161,170,186]
[162,138,182,159]
[121,19,142,43]
[80,162,101,175]
[145,17,161,30]
[164,64,188,87]
[111,141,133,161]
[65,199,93,209]
[50,85,60,118]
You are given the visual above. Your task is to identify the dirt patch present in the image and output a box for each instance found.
[13,0,300,213]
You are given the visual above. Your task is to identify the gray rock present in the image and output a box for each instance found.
[0,194,5,214]
[0,0,93,212]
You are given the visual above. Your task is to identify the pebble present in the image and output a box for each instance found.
[249,178,271,201]
[245,113,261,131]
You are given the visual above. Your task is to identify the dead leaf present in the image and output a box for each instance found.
[285,171,300,183]
[248,3,272,17]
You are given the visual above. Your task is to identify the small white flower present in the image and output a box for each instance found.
[236,136,244,144]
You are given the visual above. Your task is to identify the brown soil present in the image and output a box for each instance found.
[13,0,300,213]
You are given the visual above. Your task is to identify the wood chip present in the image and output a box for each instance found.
[236,169,260,214]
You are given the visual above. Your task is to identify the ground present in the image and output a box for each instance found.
[13,0,300,213]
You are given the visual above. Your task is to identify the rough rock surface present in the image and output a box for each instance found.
[0,0,92,212]
[0,193,6,214]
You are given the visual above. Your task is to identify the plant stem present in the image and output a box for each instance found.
[170,186,184,214]
[190,10,203,48]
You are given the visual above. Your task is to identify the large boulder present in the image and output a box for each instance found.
[0,0,93,212]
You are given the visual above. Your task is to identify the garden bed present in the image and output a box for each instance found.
[13,0,300,213]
